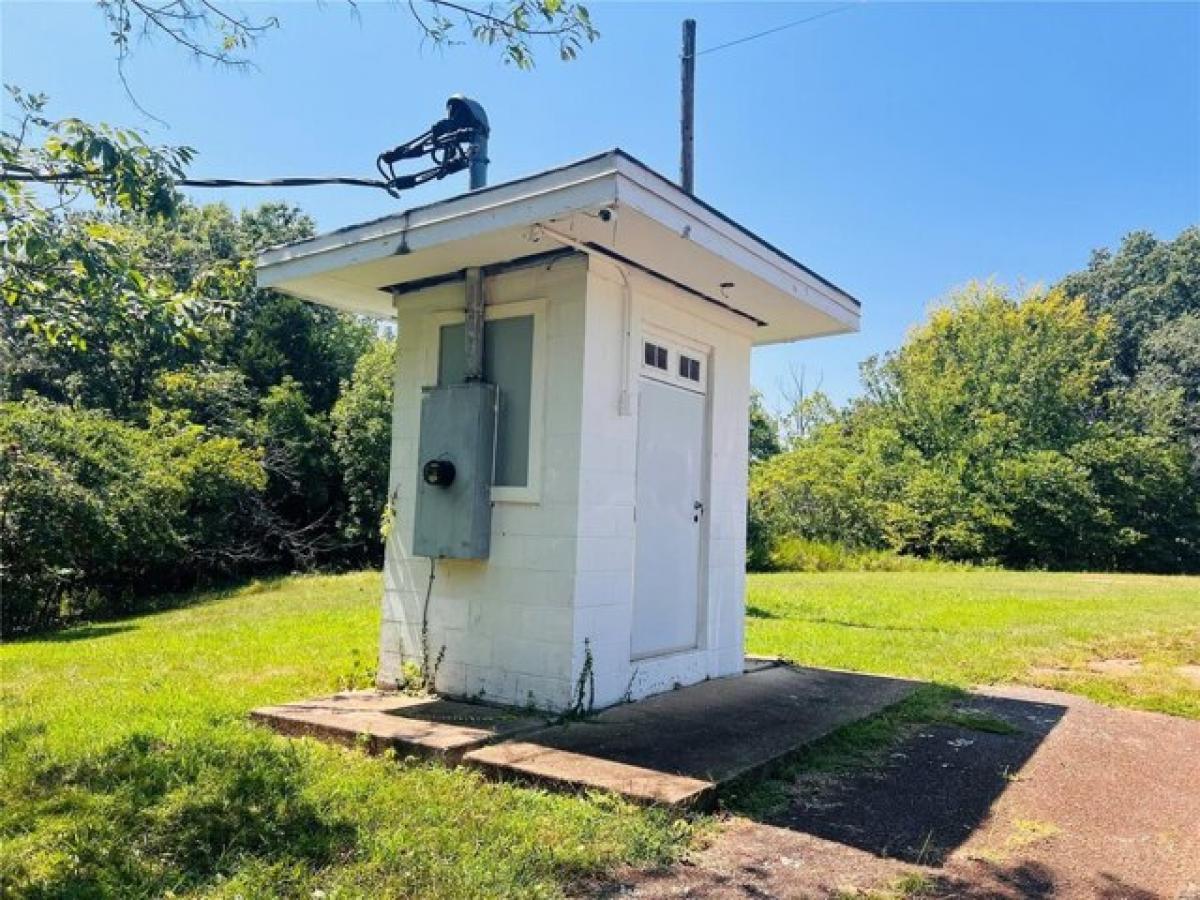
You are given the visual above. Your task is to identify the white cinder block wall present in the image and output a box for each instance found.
[572,264,754,709]
[379,252,754,711]
[380,256,588,710]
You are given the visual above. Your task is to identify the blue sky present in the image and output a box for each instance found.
[3,1,1197,411]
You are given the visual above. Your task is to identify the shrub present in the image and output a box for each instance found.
[148,364,255,436]
[0,399,264,633]
[258,377,335,532]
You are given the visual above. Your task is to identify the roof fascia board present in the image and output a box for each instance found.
[259,174,617,289]
[257,155,621,285]
[611,158,859,329]
[611,151,859,309]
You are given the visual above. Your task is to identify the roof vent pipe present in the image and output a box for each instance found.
[445,95,490,190]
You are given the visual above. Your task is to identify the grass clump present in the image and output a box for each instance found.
[834,872,938,899]
[765,538,974,573]
[0,572,691,898]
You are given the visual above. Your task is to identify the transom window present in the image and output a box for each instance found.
[640,332,707,394]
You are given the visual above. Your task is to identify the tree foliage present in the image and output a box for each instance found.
[750,257,1200,573]
[0,398,265,633]
[95,0,597,77]
[1058,227,1200,468]
[748,390,782,465]
[2,194,394,631]
[1057,227,1200,381]
[332,339,397,554]
[1,89,211,351]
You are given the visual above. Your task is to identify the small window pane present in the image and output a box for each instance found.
[679,355,700,382]
[644,341,668,371]
[438,315,534,487]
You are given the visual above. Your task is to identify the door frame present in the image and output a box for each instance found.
[631,324,713,662]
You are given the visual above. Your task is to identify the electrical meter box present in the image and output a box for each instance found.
[413,382,498,559]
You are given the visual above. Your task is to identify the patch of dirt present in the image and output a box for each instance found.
[1086,658,1143,675]
[1176,665,1200,687]
[598,687,1200,899]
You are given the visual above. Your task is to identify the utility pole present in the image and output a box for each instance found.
[680,18,696,194]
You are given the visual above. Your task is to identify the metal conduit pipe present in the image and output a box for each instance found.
[454,97,489,383]
[463,266,485,383]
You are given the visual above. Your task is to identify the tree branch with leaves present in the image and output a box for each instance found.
[0,88,231,349]
[96,0,597,75]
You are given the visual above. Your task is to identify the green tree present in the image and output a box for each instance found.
[1057,227,1200,382]
[748,391,781,464]
[257,378,337,558]
[149,365,256,437]
[236,296,372,416]
[1137,311,1200,462]
[2,198,371,419]
[750,279,1200,572]
[1,90,209,353]
[332,339,397,559]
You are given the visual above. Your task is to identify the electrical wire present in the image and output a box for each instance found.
[180,176,387,189]
[1,169,392,191]
[3,107,484,195]
[696,2,861,56]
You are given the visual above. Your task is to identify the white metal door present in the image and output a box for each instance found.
[631,377,706,659]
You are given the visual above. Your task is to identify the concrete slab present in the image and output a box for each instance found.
[467,741,717,808]
[252,665,918,809]
[250,691,549,761]
[464,664,918,807]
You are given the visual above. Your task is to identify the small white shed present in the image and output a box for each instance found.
[257,150,859,712]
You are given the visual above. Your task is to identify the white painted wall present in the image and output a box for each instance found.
[378,251,755,711]
[380,255,588,710]
[571,263,754,709]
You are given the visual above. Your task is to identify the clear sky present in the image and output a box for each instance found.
[3,1,1198,411]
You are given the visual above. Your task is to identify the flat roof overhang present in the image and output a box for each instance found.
[255,149,860,346]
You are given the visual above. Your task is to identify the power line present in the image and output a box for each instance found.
[2,168,391,191]
[180,176,387,189]
[697,2,860,57]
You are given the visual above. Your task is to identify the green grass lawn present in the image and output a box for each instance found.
[0,574,689,899]
[746,570,1200,719]
[4,570,1197,897]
